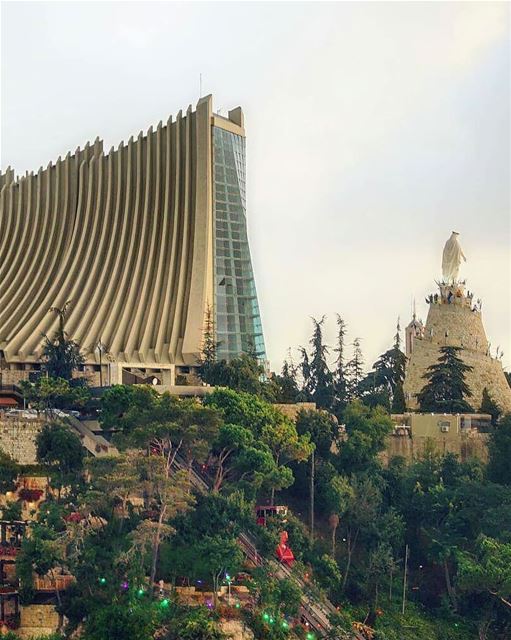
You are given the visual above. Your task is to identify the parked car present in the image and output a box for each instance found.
[5,409,38,420]
[40,408,67,419]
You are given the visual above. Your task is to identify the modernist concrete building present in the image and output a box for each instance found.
[0,96,266,387]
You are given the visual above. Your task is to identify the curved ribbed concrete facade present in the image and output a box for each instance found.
[0,96,217,371]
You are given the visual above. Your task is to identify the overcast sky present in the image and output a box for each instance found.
[1,1,510,373]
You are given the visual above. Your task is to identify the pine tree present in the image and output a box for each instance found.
[273,357,300,403]
[41,301,84,381]
[390,320,407,412]
[197,304,218,384]
[391,382,406,414]
[333,315,349,415]
[417,346,474,413]
[366,320,407,413]
[307,316,334,409]
[346,338,364,400]
[299,346,312,398]
[479,387,501,426]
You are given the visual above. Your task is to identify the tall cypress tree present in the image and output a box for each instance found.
[417,346,474,413]
[197,304,218,383]
[333,314,349,415]
[346,337,364,400]
[390,320,407,412]
[307,316,334,409]
[274,356,300,403]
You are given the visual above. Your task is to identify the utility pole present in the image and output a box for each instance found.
[402,544,409,614]
[310,448,315,544]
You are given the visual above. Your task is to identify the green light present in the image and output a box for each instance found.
[306,634,315,640]
[160,598,169,608]
[137,588,145,596]
[263,613,269,621]
[235,603,240,609]
[282,620,289,629]
[99,577,106,585]
[269,617,274,624]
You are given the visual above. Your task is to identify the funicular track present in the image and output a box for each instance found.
[172,454,356,639]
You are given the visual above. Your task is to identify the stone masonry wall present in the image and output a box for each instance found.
[18,604,60,639]
[0,417,44,464]
[404,301,511,413]
[382,432,489,464]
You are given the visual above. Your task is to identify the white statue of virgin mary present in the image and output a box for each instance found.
[442,231,466,282]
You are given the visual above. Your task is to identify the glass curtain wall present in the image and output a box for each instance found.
[212,126,266,361]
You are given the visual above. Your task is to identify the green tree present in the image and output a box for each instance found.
[82,601,157,640]
[417,346,474,413]
[0,450,19,492]
[340,475,382,591]
[307,316,335,410]
[127,452,195,588]
[479,387,501,426]
[323,473,353,556]
[346,338,364,401]
[198,351,274,400]
[487,414,511,485]
[2,500,22,521]
[366,543,396,608]
[103,387,221,474]
[197,304,219,385]
[296,408,337,460]
[358,322,406,413]
[20,376,90,413]
[205,388,312,503]
[336,401,393,475]
[16,521,67,606]
[250,566,302,617]
[314,553,343,594]
[203,388,275,434]
[458,536,511,639]
[210,423,275,493]
[333,314,349,417]
[36,422,84,491]
[194,535,243,606]
[272,358,300,404]
[41,302,84,381]
[162,605,226,640]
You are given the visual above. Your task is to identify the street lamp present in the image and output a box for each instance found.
[225,572,232,605]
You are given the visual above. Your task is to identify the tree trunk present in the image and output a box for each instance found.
[50,569,62,609]
[213,465,223,492]
[342,533,353,591]
[150,509,166,590]
[150,528,161,591]
[329,514,339,557]
[443,558,457,611]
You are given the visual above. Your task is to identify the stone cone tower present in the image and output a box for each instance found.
[403,281,511,414]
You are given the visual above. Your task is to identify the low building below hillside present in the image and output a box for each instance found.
[382,412,492,464]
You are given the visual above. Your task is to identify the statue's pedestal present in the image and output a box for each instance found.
[404,284,511,413]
